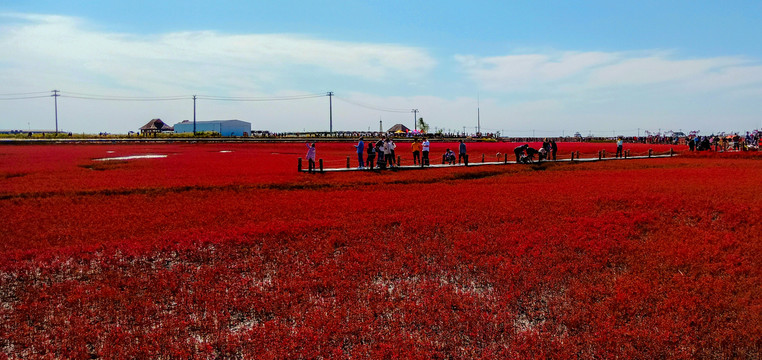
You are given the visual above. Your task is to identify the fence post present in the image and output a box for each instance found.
[298,157,302,172]
[648,149,653,158]
[504,153,508,164]
[319,159,324,172]
[481,153,485,163]
[598,150,602,160]
[670,148,674,156]
[571,152,575,161]
[397,155,401,166]
[464,154,469,166]
[346,156,350,168]
[576,151,580,159]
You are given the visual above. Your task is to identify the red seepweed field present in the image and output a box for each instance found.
[1,142,760,359]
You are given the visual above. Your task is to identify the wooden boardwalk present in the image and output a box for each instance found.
[299,153,677,173]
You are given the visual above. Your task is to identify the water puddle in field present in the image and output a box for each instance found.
[94,154,168,161]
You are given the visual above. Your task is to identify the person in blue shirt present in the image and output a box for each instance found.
[354,137,365,169]
[458,140,467,164]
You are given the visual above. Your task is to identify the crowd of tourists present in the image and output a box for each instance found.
[304,131,760,171]
[512,139,561,164]
[687,132,760,152]
[352,136,433,170]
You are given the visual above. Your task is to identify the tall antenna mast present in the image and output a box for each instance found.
[51,90,60,135]
[477,93,480,135]
[327,91,334,133]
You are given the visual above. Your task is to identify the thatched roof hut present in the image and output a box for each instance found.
[139,119,173,134]
[387,124,410,133]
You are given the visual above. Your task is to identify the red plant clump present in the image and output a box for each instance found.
[1,142,760,359]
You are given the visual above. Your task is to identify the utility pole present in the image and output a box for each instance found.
[327,91,334,133]
[379,117,382,132]
[193,95,197,135]
[51,90,59,135]
[412,109,418,131]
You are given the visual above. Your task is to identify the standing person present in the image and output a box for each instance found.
[542,138,550,157]
[422,137,430,166]
[388,137,397,167]
[514,144,528,163]
[366,140,376,170]
[616,137,623,158]
[384,138,393,168]
[411,138,422,165]
[354,137,365,169]
[306,142,316,172]
[550,139,558,160]
[376,138,387,169]
[458,140,467,164]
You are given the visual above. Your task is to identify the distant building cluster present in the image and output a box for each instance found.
[139,119,252,137]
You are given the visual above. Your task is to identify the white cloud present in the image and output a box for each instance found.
[454,51,619,90]
[0,13,437,95]
[456,50,762,95]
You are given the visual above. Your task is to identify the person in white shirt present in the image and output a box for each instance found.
[376,138,387,169]
[422,138,430,166]
[388,138,397,167]
[383,138,393,169]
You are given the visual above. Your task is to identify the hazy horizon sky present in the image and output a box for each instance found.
[1,1,761,136]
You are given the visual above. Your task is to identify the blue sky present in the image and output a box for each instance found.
[1,1,761,135]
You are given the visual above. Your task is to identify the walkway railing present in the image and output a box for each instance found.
[298,148,677,173]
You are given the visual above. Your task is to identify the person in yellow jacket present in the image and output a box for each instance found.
[411,138,422,165]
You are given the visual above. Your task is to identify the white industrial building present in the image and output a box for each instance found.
[173,120,251,137]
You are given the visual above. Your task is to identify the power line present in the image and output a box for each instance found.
[333,96,411,113]
[0,90,327,102]
[0,95,50,100]
[196,93,326,101]
[62,94,189,101]
[0,91,51,96]
[62,90,190,98]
